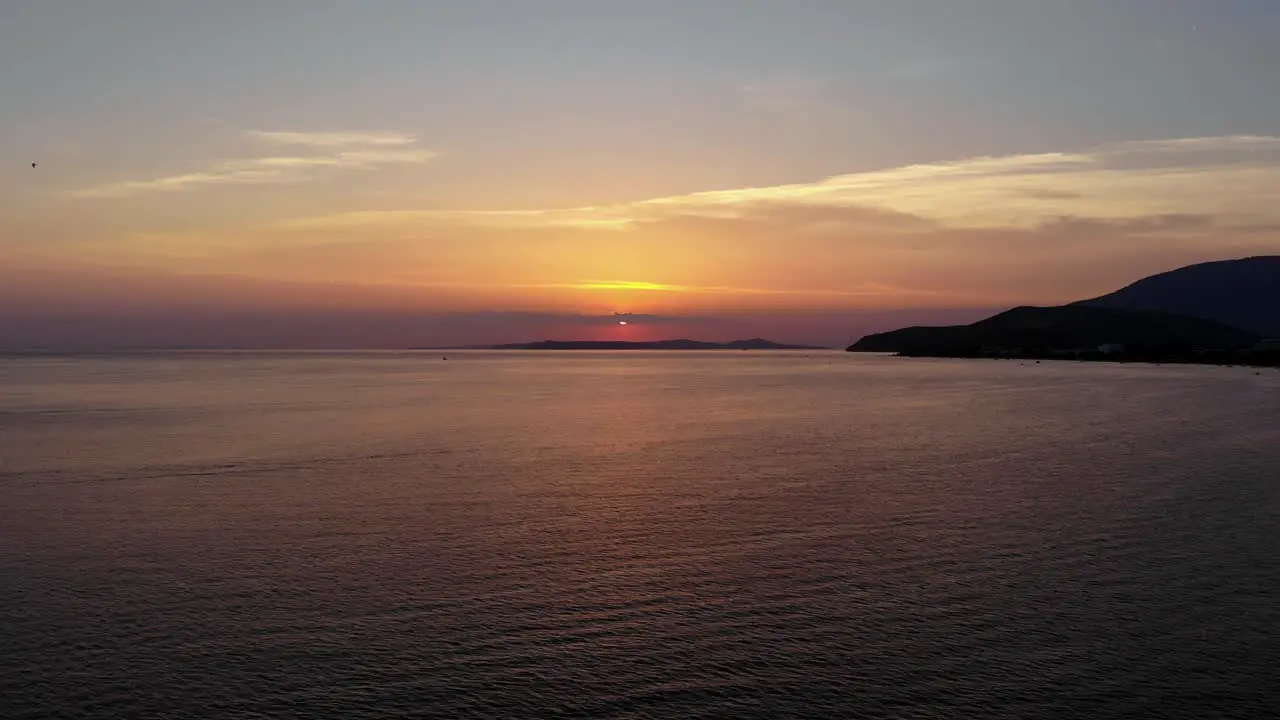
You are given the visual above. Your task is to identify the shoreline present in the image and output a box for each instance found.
[874,351,1280,369]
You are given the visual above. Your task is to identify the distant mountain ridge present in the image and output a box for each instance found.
[491,338,826,350]
[848,305,1257,355]
[1074,256,1280,336]
[846,255,1278,361]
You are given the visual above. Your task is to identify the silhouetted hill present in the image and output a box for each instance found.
[847,305,1257,356]
[492,338,825,350]
[1074,256,1280,336]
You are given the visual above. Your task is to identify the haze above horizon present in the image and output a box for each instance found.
[3,1,1279,348]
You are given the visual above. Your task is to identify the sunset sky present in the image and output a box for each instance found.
[3,1,1279,348]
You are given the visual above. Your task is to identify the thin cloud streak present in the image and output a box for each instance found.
[246,130,419,147]
[1109,135,1280,154]
[271,135,1280,232]
[71,130,436,198]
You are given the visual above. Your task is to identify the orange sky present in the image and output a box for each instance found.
[3,4,1280,347]
[5,133,1280,347]
[11,133,1280,316]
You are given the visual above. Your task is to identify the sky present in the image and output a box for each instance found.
[2,0,1279,348]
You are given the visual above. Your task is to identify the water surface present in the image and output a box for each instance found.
[2,352,1277,718]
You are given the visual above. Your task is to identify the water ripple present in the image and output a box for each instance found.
[2,353,1278,718]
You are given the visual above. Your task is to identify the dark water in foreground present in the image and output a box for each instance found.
[2,351,1278,719]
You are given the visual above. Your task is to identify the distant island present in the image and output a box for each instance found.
[490,338,827,351]
[847,256,1280,367]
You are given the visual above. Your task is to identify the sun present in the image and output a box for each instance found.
[618,320,628,325]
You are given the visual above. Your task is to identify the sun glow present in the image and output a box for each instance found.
[570,280,681,292]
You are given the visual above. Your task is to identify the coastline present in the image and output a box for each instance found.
[878,349,1280,369]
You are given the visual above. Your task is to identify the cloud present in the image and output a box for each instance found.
[71,130,436,198]
[1108,135,1280,154]
[272,207,636,232]
[246,130,419,147]
[273,134,1280,234]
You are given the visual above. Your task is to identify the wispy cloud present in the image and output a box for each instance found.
[1109,135,1280,154]
[72,130,436,198]
[246,130,419,147]
[271,207,636,232]
[273,134,1280,232]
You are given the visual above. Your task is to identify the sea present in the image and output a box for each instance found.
[1,351,1277,719]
